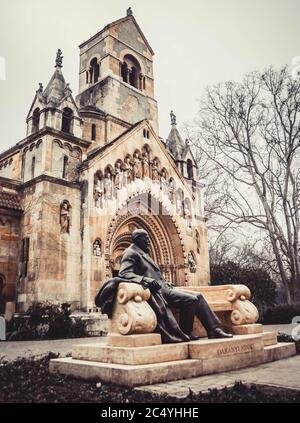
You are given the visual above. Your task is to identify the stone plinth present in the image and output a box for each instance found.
[72,342,189,365]
[107,333,161,347]
[49,334,297,387]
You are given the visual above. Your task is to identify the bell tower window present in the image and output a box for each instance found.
[61,107,73,134]
[32,108,40,133]
[121,55,142,90]
[89,58,100,84]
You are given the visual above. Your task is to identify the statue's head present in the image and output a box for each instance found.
[132,229,150,253]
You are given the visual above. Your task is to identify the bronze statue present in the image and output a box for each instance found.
[96,229,232,343]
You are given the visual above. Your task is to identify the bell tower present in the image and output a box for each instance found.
[76,9,159,138]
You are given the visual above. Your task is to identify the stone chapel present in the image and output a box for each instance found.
[0,9,209,315]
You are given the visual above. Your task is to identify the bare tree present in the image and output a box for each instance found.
[190,67,300,304]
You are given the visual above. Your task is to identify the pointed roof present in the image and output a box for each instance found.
[27,50,78,119]
[79,10,154,55]
[43,67,68,107]
[166,111,187,160]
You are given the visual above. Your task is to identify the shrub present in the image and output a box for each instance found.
[6,302,88,341]
[261,303,300,325]
[211,261,278,315]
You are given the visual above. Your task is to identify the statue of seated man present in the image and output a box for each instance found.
[118,229,232,341]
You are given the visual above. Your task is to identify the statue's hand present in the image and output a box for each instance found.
[142,277,161,292]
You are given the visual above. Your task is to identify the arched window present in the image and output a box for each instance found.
[91,124,97,141]
[32,108,40,133]
[93,239,102,257]
[61,108,73,134]
[89,58,100,84]
[187,159,194,180]
[63,155,68,179]
[121,55,141,89]
[31,156,35,179]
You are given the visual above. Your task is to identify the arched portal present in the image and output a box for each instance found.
[106,193,187,286]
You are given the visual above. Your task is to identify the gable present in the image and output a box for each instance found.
[26,94,45,121]
[86,120,192,196]
[109,16,154,57]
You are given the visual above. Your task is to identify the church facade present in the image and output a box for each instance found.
[0,10,210,314]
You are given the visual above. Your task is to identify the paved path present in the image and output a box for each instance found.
[0,337,106,361]
[136,356,300,398]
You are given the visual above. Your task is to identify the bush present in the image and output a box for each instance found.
[261,303,300,325]
[6,302,88,341]
[211,261,278,315]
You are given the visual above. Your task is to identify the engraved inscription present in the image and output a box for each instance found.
[217,343,255,356]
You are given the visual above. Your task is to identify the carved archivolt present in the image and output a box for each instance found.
[104,192,188,284]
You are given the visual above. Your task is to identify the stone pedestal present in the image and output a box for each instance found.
[49,332,296,387]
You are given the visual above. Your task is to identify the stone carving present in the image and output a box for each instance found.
[60,201,70,234]
[56,49,63,67]
[94,178,103,208]
[142,153,150,178]
[176,192,184,216]
[114,162,122,190]
[188,252,197,273]
[110,283,157,335]
[168,179,176,204]
[225,285,260,326]
[93,240,102,257]
[104,171,113,199]
[151,159,160,182]
[184,201,192,227]
[160,169,168,195]
[123,156,133,185]
[170,110,177,125]
[132,152,142,179]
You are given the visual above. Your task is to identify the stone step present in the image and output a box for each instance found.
[49,357,204,387]
[72,342,189,365]
[264,342,296,363]
[231,324,263,335]
[262,331,277,347]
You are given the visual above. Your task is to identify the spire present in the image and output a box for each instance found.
[55,49,63,68]
[166,110,186,160]
[41,51,71,107]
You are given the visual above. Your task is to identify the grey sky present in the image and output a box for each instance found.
[0,0,299,154]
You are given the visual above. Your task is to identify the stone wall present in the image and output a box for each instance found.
[17,178,82,311]
[0,209,21,314]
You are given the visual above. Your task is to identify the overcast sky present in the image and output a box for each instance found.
[0,0,299,153]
